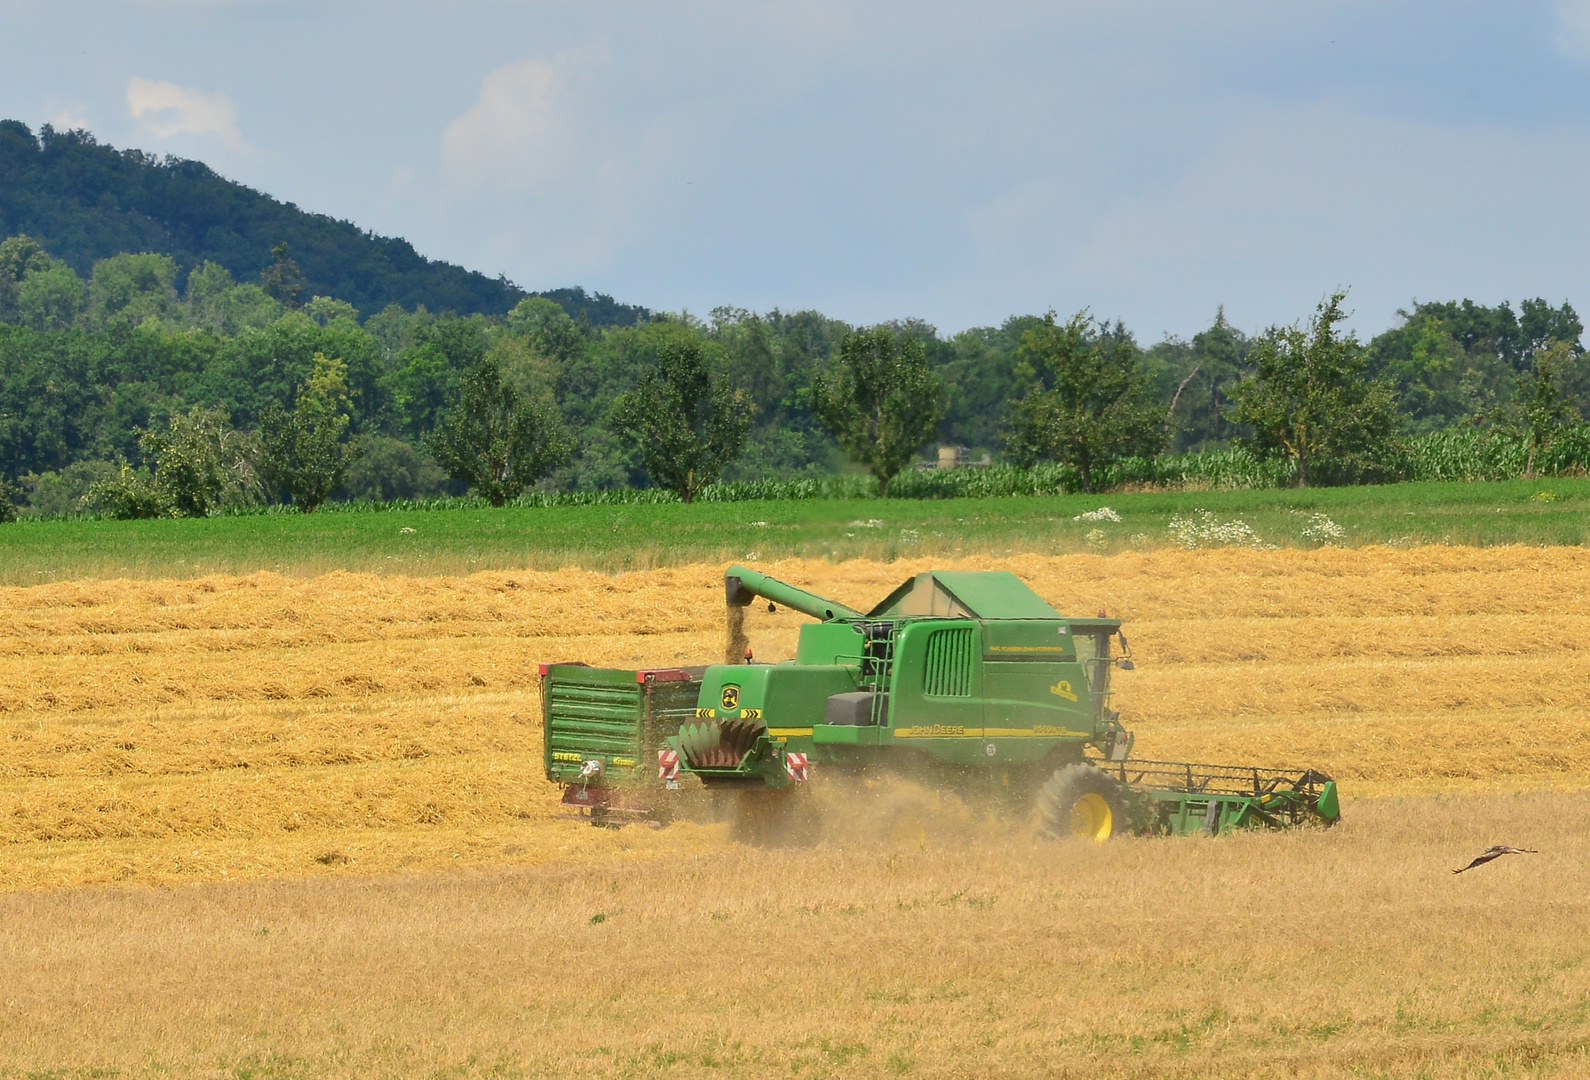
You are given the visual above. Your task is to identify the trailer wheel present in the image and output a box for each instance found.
[1036,763,1127,842]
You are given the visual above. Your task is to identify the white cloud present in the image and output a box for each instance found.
[438,51,681,276]
[45,99,90,130]
[126,76,248,150]
[1558,0,1590,57]
[440,52,600,193]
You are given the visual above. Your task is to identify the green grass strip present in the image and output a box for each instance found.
[2,478,1587,584]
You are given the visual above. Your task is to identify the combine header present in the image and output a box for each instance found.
[542,565,1339,840]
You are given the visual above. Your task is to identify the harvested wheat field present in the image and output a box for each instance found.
[0,791,1586,1080]
[4,546,1590,1077]
[4,545,1589,889]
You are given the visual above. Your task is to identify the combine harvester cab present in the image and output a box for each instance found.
[540,663,703,826]
[662,565,1340,841]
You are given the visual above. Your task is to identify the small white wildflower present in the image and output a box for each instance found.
[899,528,921,543]
[399,526,416,534]
[1298,512,1346,545]
[1074,506,1122,523]
[848,519,884,528]
[1167,510,1265,550]
[1085,528,1108,549]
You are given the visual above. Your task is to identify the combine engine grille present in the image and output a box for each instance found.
[678,717,765,769]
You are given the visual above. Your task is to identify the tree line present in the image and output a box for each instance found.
[1,229,1587,520]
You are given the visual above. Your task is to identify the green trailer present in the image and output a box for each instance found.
[540,662,702,826]
[544,565,1339,840]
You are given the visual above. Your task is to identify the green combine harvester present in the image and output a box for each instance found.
[542,565,1338,840]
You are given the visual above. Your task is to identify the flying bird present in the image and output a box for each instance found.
[1452,846,1538,874]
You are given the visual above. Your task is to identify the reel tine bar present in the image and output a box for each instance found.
[1089,755,1332,800]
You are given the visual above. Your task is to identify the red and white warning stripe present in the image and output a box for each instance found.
[657,749,679,780]
[785,751,809,782]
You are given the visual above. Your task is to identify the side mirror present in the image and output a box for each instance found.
[1115,631,1134,670]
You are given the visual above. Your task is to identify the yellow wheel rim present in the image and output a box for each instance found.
[1070,792,1113,842]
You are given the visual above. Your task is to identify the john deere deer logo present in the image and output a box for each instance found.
[1049,680,1078,702]
[721,685,740,711]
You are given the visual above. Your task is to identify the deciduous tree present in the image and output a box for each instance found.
[1510,340,1582,478]
[17,264,87,331]
[259,353,360,512]
[84,405,260,518]
[611,336,752,502]
[810,327,944,497]
[1231,291,1400,487]
[428,355,568,506]
[1006,312,1163,493]
[0,234,54,323]
[142,405,260,516]
[87,252,177,327]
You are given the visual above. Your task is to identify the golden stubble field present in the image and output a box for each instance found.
[4,546,1590,1077]
[4,545,1589,889]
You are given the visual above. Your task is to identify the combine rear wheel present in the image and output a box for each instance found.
[1036,763,1127,842]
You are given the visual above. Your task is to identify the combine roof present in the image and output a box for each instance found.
[866,571,1063,620]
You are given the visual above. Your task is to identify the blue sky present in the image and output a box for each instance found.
[4,1,1590,340]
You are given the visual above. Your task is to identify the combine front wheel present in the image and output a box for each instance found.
[1036,763,1127,843]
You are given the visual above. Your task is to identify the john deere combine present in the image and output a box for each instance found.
[542,565,1338,839]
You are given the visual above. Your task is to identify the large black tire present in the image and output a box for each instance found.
[1035,763,1128,842]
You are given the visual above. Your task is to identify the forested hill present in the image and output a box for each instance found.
[0,120,648,324]
[4,115,1589,516]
